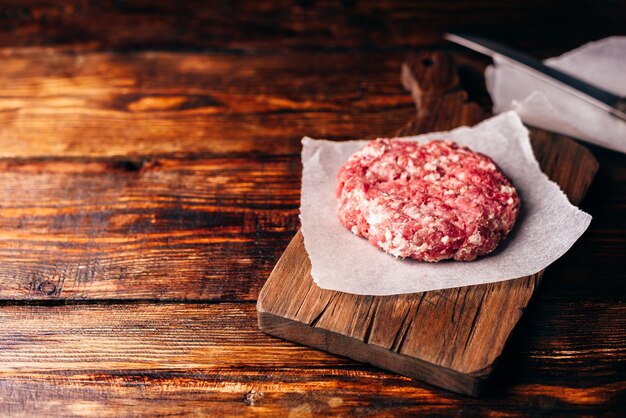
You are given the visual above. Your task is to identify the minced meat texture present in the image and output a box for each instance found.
[336,139,520,262]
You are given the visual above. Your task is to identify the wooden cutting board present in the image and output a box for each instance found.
[257,52,598,396]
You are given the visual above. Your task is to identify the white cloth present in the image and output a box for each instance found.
[486,37,626,154]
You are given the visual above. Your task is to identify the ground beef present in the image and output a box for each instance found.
[336,139,520,262]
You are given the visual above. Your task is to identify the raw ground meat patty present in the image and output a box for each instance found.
[336,139,520,262]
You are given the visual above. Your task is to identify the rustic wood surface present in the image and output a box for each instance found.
[258,53,599,396]
[0,0,623,57]
[0,1,624,415]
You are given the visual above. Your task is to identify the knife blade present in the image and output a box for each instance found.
[444,32,626,122]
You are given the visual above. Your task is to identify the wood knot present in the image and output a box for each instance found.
[127,96,188,112]
[243,390,264,406]
[38,281,57,295]
[112,159,145,172]
[422,57,434,67]
[327,397,343,408]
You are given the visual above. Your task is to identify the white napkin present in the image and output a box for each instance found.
[300,112,591,296]
[486,37,626,154]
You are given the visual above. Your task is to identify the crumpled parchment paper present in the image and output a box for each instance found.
[300,111,592,295]
[486,36,626,154]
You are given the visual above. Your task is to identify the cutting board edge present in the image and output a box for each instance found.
[257,305,488,396]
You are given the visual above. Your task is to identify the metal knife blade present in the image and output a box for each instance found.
[444,32,626,121]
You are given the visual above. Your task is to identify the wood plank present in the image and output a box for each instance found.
[257,53,599,396]
[0,49,415,158]
[0,149,620,303]
[0,303,349,371]
[0,302,623,416]
[1,373,622,417]
[0,156,299,300]
[0,1,622,56]
[541,145,626,301]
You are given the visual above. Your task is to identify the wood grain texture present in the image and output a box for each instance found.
[258,53,599,396]
[0,49,415,158]
[0,1,623,412]
[0,156,299,300]
[0,302,623,416]
[0,49,619,306]
[0,1,623,56]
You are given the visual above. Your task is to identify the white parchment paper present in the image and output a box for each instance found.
[300,112,592,295]
[486,36,626,154]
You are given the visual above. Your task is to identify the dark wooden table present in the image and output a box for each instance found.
[0,1,624,415]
